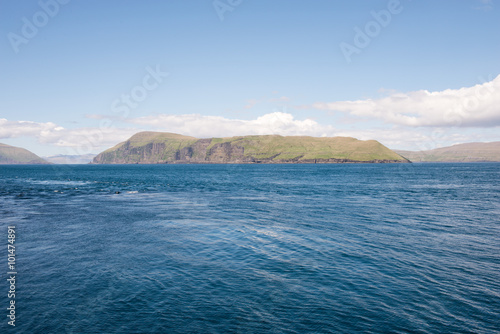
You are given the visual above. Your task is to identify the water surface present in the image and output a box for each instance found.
[1,163,499,333]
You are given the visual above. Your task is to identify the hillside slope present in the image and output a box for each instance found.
[92,132,408,164]
[395,142,500,162]
[0,143,50,164]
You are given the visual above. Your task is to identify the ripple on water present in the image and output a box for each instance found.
[1,163,499,333]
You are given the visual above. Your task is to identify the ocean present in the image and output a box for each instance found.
[1,163,499,333]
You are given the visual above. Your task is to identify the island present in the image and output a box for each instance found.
[91,132,409,164]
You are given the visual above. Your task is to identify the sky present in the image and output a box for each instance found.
[0,0,499,157]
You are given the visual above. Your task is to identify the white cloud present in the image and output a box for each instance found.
[332,126,500,151]
[0,119,60,138]
[129,112,335,138]
[313,74,500,127]
[2,108,500,156]
[0,113,337,154]
[0,118,138,154]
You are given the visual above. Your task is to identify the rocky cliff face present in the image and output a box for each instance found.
[206,142,248,163]
[93,140,251,164]
[92,132,409,164]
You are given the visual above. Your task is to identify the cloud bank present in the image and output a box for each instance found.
[313,74,500,127]
[129,112,335,138]
[2,74,500,155]
[0,118,138,154]
[0,113,336,154]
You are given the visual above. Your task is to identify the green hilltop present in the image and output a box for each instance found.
[0,143,50,164]
[92,131,409,164]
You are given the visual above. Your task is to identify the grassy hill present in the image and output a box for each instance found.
[0,143,50,164]
[395,142,500,162]
[92,131,408,164]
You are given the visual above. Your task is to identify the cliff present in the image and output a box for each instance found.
[92,132,409,164]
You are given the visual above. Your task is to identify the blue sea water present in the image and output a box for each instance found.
[0,163,499,333]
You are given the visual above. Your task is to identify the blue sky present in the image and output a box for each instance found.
[0,0,499,156]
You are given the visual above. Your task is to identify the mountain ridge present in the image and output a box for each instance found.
[92,131,409,164]
[395,141,500,162]
[0,143,50,164]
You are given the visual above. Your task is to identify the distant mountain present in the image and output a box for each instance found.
[43,154,97,164]
[0,143,50,164]
[395,142,500,162]
[92,131,409,164]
